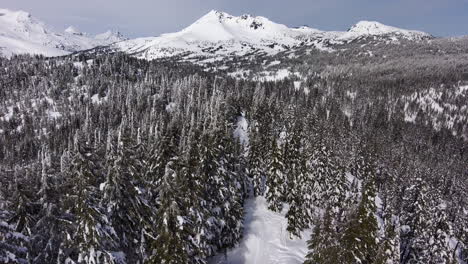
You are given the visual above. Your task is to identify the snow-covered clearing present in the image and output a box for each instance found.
[209,196,311,264]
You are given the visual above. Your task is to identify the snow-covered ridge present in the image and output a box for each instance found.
[0,8,432,59]
[111,10,432,60]
[112,10,310,60]
[341,20,431,41]
[0,8,127,57]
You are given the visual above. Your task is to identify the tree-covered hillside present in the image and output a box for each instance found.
[0,52,467,263]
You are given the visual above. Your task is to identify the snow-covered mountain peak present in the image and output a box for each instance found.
[345,20,431,40]
[194,10,260,24]
[349,21,394,33]
[198,10,231,21]
[176,10,294,43]
[95,30,127,42]
[64,26,83,36]
[0,8,129,57]
[292,25,323,34]
[111,10,307,60]
[0,8,32,22]
[0,8,433,59]
[0,8,48,33]
[111,10,433,61]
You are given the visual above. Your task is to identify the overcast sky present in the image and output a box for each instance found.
[3,0,468,38]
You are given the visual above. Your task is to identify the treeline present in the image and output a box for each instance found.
[0,53,467,263]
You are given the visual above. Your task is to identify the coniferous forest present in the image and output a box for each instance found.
[0,52,467,264]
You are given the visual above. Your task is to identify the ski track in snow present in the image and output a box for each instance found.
[209,196,311,264]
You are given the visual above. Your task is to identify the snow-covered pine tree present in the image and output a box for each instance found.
[178,128,212,262]
[304,207,339,264]
[196,132,224,251]
[216,128,244,250]
[61,138,117,264]
[102,128,152,262]
[249,100,273,197]
[31,148,68,263]
[425,195,455,263]
[374,213,401,264]
[147,157,191,264]
[401,172,432,264]
[0,209,29,264]
[311,136,348,222]
[265,135,286,212]
[338,176,379,264]
[285,121,311,237]
[7,169,37,262]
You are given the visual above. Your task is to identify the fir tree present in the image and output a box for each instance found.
[401,173,431,264]
[147,158,190,264]
[426,197,455,263]
[0,210,29,264]
[102,128,152,262]
[62,139,117,264]
[339,177,379,264]
[285,121,311,237]
[304,207,339,264]
[374,214,400,264]
[265,136,286,212]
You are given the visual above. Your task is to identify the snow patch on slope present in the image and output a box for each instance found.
[209,196,312,264]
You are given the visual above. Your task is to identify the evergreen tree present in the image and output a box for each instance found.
[265,136,286,212]
[147,158,190,264]
[304,207,339,264]
[339,177,379,264]
[31,150,67,264]
[374,214,400,264]
[401,173,432,264]
[0,210,28,264]
[426,197,455,263]
[285,121,311,237]
[178,129,212,262]
[61,139,117,264]
[219,129,245,249]
[102,129,152,262]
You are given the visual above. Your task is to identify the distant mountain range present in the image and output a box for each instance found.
[110,10,432,60]
[0,8,432,59]
[0,8,126,57]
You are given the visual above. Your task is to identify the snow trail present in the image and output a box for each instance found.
[210,196,311,264]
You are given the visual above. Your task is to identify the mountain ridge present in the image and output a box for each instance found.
[110,10,432,60]
[0,8,126,57]
[0,8,432,58]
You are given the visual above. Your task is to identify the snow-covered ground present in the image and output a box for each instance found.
[209,196,312,264]
[402,85,468,139]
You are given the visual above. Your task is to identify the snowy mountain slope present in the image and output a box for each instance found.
[209,197,312,264]
[112,10,308,60]
[339,21,430,41]
[0,8,126,57]
[110,10,431,60]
